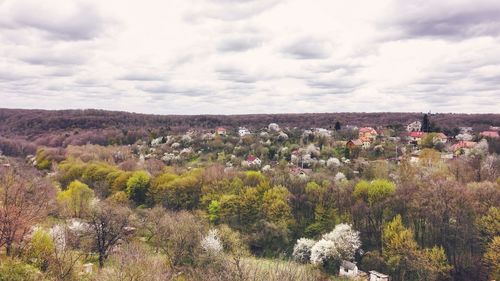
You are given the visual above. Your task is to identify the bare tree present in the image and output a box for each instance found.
[0,167,55,256]
[87,201,133,268]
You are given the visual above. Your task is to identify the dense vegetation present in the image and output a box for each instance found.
[1,108,500,157]
[0,111,498,280]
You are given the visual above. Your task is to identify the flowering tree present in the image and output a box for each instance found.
[294,223,361,266]
[201,229,223,256]
[292,238,316,263]
[310,239,338,265]
[322,223,361,261]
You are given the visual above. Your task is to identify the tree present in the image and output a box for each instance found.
[126,171,150,205]
[57,180,95,218]
[292,238,316,263]
[382,215,421,280]
[334,121,341,131]
[322,223,361,261]
[87,201,133,268]
[0,168,55,256]
[95,241,173,281]
[140,207,206,267]
[422,114,430,132]
[484,236,500,280]
[25,229,55,271]
[306,224,361,271]
[353,179,396,248]
[382,215,452,281]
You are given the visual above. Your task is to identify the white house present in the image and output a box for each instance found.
[238,127,251,137]
[369,270,390,281]
[247,155,261,167]
[339,260,359,278]
[406,121,422,132]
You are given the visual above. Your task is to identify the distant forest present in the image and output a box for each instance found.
[1,108,499,156]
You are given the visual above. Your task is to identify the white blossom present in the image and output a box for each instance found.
[310,239,338,265]
[322,223,361,261]
[201,229,223,255]
[327,157,341,168]
[334,172,346,182]
[292,238,316,263]
[49,224,67,251]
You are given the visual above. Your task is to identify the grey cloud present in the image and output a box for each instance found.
[0,1,107,41]
[0,70,35,81]
[386,1,500,39]
[217,36,262,52]
[118,73,165,81]
[137,83,211,97]
[282,38,331,59]
[20,51,87,66]
[185,0,281,22]
[215,67,260,84]
[306,79,362,92]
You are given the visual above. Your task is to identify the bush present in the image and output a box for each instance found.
[0,258,41,281]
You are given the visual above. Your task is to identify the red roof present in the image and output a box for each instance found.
[408,131,425,138]
[247,155,257,162]
[451,141,477,151]
[480,131,499,138]
[216,127,226,131]
[359,127,377,134]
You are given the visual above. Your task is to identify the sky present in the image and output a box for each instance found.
[1,0,500,114]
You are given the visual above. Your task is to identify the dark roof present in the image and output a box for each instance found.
[341,260,357,270]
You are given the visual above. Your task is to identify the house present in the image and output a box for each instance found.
[451,141,477,154]
[359,127,378,142]
[433,133,448,144]
[480,131,499,139]
[216,127,227,136]
[369,270,389,281]
[339,260,362,278]
[459,127,473,134]
[313,127,331,137]
[268,123,280,132]
[406,121,422,132]
[407,131,425,143]
[246,155,261,167]
[347,139,363,149]
[455,133,473,141]
[238,127,251,137]
[489,126,500,131]
[289,166,312,178]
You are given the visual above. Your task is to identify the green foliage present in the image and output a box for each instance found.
[126,171,151,205]
[57,180,94,218]
[353,179,396,205]
[477,207,500,242]
[382,215,421,280]
[383,215,452,281]
[35,148,51,170]
[422,246,452,280]
[262,186,293,226]
[25,229,55,271]
[208,200,221,224]
[484,236,500,280]
[0,258,41,281]
[149,170,202,210]
[244,171,266,187]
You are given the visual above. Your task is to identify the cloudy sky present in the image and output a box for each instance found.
[1,0,500,114]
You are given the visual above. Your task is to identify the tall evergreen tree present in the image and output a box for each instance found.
[334,121,341,131]
[422,114,430,132]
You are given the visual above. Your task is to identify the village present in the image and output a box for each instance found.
[139,118,499,182]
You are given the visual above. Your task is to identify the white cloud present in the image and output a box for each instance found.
[0,0,499,114]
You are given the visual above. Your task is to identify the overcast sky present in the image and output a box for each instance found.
[1,0,499,114]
